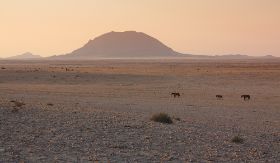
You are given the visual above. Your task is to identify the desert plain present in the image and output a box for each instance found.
[0,59,279,162]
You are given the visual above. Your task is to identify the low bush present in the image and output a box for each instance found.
[151,113,173,124]
[231,136,244,144]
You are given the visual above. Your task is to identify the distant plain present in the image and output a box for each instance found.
[0,59,279,162]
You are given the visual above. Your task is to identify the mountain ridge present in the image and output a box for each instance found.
[52,31,186,59]
[0,31,277,60]
[7,52,42,60]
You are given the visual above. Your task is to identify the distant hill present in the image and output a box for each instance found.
[4,31,275,60]
[52,31,187,59]
[260,55,277,59]
[210,54,278,60]
[8,52,42,60]
[213,54,252,59]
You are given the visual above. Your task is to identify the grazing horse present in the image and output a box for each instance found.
[216,95,223,100]
[241,95,250,101]
[171,93,181,98]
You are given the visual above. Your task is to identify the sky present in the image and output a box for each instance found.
[0,0,279,57]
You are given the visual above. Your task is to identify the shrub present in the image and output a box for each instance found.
[47,103,54,106]
[11,108,19,113]
[10,100,25,113]
[11,101,25,108]
[151,113,173,124]
[231,136,244,144]
[174,117,181,121]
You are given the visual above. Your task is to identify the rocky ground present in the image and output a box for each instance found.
[0,59,279,162]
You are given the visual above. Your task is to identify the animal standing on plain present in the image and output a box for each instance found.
[241,95,251,101]
[216,95,223,100]
[171,93,181,98]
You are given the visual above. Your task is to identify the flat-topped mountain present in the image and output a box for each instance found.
[8,52,42,60]
[54,31,183,59]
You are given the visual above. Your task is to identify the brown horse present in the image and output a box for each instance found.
[216,95,223,100]
[171,93,181,98]
[241,95,250,101]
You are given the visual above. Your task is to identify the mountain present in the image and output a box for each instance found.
[53,31,185,59]
[213,54,252,59]
[212,54,278,59]
[8,52,42,60]
[260,55,277,59]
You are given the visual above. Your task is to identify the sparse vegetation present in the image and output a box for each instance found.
[174,117,181,121]
[11,108,19,113]
[47,103,54,106]
[10,100,25,113]
[11,101,25,108]
[231,136,244,144]
[151,113,173,124]
[0,60,279,162]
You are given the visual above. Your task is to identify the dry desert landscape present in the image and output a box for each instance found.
[0,59,279,162]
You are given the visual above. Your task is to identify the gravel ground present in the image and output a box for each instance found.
[0,60,279,162]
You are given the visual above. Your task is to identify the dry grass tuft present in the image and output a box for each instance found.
[174,117,181,121]
[231,136,244,144]
[11,101,25,108]
[151,113,173,124]
[10,100,25,113]
[47,103,54,106]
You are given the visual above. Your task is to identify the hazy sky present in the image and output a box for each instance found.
[0,0,279,57]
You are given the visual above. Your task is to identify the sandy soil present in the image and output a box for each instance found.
[0,59,279,162]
